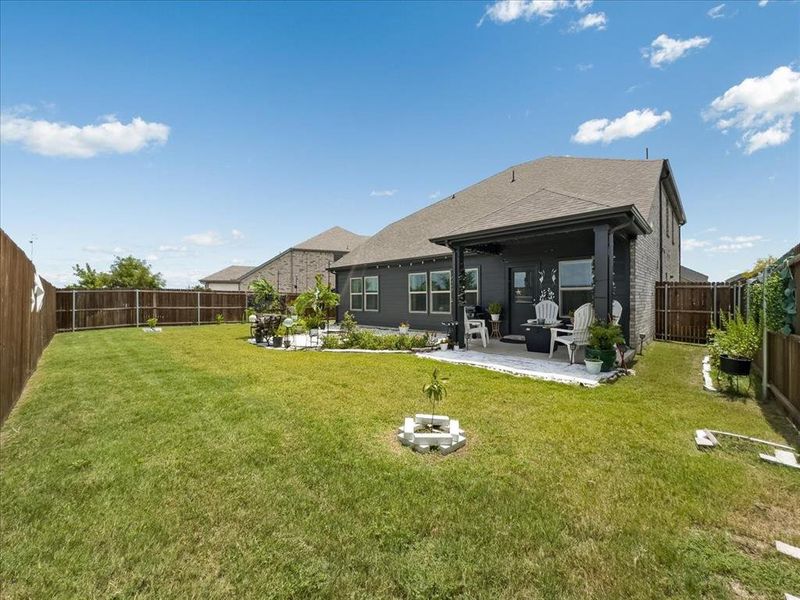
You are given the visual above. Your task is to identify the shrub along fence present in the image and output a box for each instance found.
[655,281,747,344]
[1,229,57,422]
[55,289,258,332]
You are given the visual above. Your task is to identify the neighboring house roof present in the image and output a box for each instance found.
[199,265,255,283]
[239,226,369,282]
[292,226,370,252]
[680,266,708,282]
[332,156,683,269]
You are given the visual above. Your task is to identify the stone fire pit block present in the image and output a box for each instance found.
[397,414,466,455]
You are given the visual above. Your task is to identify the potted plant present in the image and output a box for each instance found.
[399,322,410,335]
[488,302,503,322]
[293,274,340,336]
[215,313,224,325]
[439,336,449,351]
[586,320,624,372]
[422,368,448,431]
[709,311,760,376]
[584,357,603,375]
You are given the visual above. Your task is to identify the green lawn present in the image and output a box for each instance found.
[2,325,798,599]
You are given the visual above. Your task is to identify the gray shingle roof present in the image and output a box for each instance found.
[292,226,369,252]
[333,156,674,269]
[200,265,255,282]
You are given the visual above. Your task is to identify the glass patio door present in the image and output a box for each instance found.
[510,267,538,335]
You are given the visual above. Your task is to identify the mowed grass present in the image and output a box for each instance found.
[1,326,799,599]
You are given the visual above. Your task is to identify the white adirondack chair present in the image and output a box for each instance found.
[612,300,623,325]
[550,302,594,363]
[464,308,488,348]
[534,300,559,324]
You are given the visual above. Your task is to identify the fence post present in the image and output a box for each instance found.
[712,282,717,330]
[664,283,669,341]
[135,289,140,328]
[197,291,201,324]
[72,289,76,332]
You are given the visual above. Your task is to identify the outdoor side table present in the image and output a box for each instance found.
[490,320,502,339]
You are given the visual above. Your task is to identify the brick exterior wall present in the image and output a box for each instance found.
[629,181,681,344]
[239,249,337,293]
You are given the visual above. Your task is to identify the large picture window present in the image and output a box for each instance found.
[430,271,452,314]
[463,268,479,306]
[558,259,593,317]
[364,276,379,311]
[350,277,363,311]
[408,273,427,313]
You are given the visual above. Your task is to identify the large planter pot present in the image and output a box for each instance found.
[272,336,283,348]
[585,359,603,375]
[399,326,409,335]
[720,354,752,376]
[586,347,616,372]
[490,314,500,322]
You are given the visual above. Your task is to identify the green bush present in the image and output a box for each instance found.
[336,329,432,351]
[747,271,785,333]
[588,320,624,350]
[321,334,342,349]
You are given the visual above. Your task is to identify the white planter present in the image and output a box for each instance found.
[585,359,602,375]
[399,326,409,335]
[142,327,162,333]
[440,343,448,351]
[490,314,500,322]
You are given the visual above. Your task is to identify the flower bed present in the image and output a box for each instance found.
[321,329,436,351]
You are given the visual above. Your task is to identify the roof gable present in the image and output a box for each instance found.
[200,265,255,282]
[292,226,369,252]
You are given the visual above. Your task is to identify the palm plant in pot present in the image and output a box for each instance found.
[709,311,760,376]
[488,302,502,322]
[586,320,624,372]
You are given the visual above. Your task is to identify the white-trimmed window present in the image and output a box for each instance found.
[408,273,427,313]
[463,268,479,306]
[558,259,593,318]
[430,270,452,314]
[364,276,379,311]
[350,277,363,311]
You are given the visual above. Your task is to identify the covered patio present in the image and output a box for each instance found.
[419,338,624,386]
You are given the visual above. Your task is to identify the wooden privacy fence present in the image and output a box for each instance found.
[655,281,746,344]
[754,331,800,427]
[55,289,251,332]
[1,229,57,422]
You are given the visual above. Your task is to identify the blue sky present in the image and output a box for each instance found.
[1,0,798,286]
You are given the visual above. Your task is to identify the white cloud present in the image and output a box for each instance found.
[81,244,129,255]
[478,0,591,26]
[571,108,672,144]
[158,244,188,252]
[429,191,441,200]
[145,254,159,262]
[707,3,726,18]
[0,112,169,158]
[231,229,244,240]
[644,34,711,68]
[719,235,763,243]
[758,0,768,6]
[370,189,398,197]
[184,231,224,246]
[576,63,594,71]
[570,11,606,31]
[705,65,800,154]
[682,238,711,251]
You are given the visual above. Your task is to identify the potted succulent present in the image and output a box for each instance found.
[488,302,502,322]
[709,311,760,376]
[399,322,410,335]
[439,336,449,351]
[143,316,161,333]
[586,320,624,372]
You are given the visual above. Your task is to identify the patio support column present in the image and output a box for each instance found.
[593,224,612,321]
[452,244,465,348]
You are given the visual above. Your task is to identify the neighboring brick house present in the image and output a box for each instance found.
[200,227,368,293]
[198,265,255,291]
[331,156,686,348]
